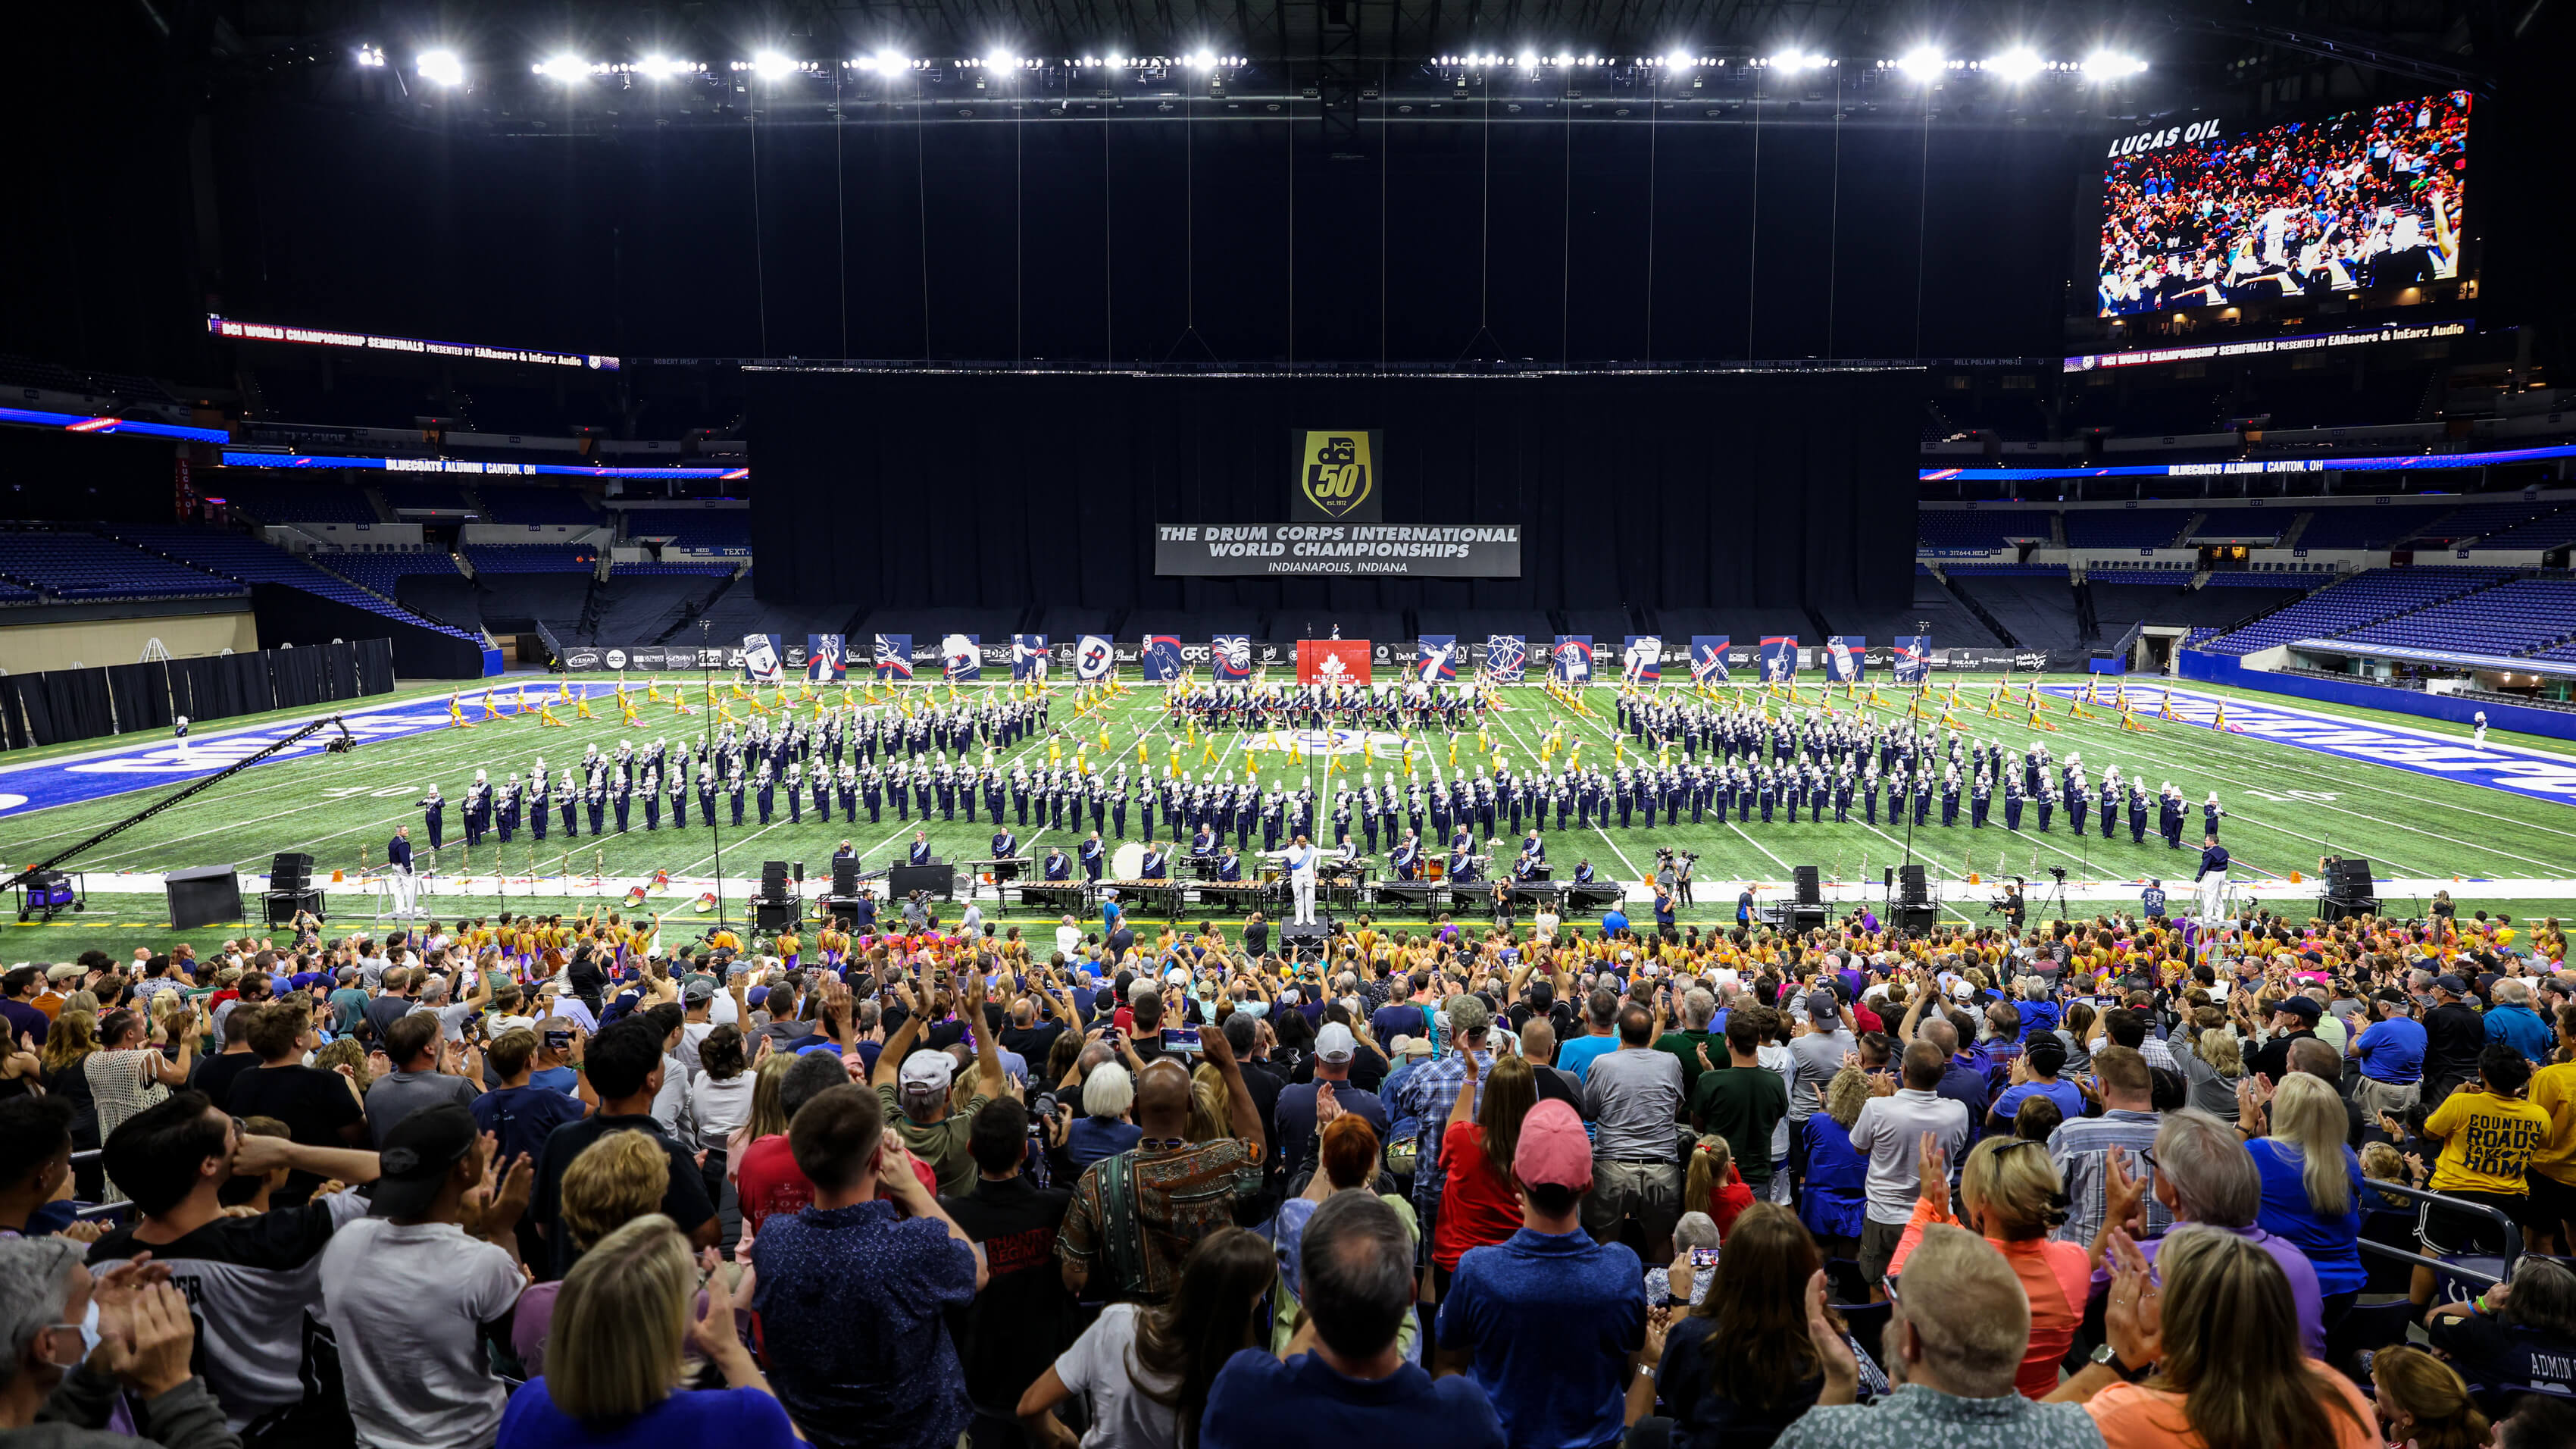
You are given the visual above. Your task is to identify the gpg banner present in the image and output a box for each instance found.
[1211,635,1252,682]
[1550,637,1594,684]
[1826,637,1867,683]
[873,634,914,682]
[1416,635,1458,682]
[1482,634,1527,682]
[941,633,982,681]
[1893,636,1932,684]
[805,634,847,682]
[1621,635,1664,684]
[1690,637,1731,685]
[1140,635,1186,682]
[1011,634,1049,681]
[1073,634,1116,681]
[1758,637,1801,683]
[742,634,788,684]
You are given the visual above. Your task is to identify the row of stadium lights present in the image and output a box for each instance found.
[362,45,2146,88]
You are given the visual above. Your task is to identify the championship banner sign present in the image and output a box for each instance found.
[1758,637,1801,683]
[1011,634,1049,681]
[1297,640,1372,687]
[1074,634,1115,682]
[1415,635,1458,682]
[873,634,914,682]
[1551,637,1594,684]
[1212,635,1252,682]
[1621,635,1664,684]
[742,634,788,685]
[1690,637,1731,684]
[1893,636,1933,684]
[1826,637,1867,683]
[1483,634,1527,682]
[1152,524,1521,578]
[1140,635,1186,682]
[805,634,847,682]
[941,633,982,681]
[1290,430,1383,522]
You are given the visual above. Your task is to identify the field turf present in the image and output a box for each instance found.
[5,670,2574,958]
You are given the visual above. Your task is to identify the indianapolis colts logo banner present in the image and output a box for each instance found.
[1758,637,1801,683]
[1139,634,1187,682]
[873,634,914,682]
[1483,634,1527,682]
[1074,634,1115,681]
[1211,635,1252,682]
[1690,637,1731,685]
[741,634,787,685]
[805,634,847,683]
[1550,636,1594,684]
[942,633,982,681]
[1893,636,1932,685]
[1010,634,1049,681]
[1621,636,1664,685]
[1826,637,1868,683]
[1416,635,1458,682]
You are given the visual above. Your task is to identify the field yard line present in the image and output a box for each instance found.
[1726,822,1795,875]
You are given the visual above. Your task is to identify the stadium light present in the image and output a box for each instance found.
[1771,51,1815,73]
[1186,50,1218,69]
[752,50,796,79]
[1988,48,2043,81]
[873,49,908,73]
[985,52,1017,70]
[417,49,464,86]
[1518,50,1539,67]
[535,54,588,80]
[1664,50,1693,70]
[1896,47,1945,79]
[355,45,387,68]
[2084,51,2148,77]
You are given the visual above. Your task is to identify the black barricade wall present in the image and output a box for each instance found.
[355,640,395,694]
[42,670,114,742]
[270,647,326,709]
[248,584,485,680]
[105,662,174,732]
[0,641,397,750]
[321,641,359,700]
[749,371,1920,618]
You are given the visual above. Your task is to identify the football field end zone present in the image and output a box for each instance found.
[2180,648,2576,745]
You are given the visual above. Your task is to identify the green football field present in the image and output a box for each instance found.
[5,668,2574,958]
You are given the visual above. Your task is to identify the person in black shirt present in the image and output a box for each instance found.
[2422,973,2489,1112]
[189,1008,264,1109]
[529,1017,718,1278]
[222,1003,367,1207]
[2423,1257,2576,1399]
[940,1098,1078,1446]
[2246,994,2325,1086]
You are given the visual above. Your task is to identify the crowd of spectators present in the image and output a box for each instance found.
[1,895,2574,1449]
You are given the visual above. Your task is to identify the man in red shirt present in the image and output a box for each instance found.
[737,1051,936,1242]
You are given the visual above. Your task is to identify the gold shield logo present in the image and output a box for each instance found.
[1299,432,1374,518]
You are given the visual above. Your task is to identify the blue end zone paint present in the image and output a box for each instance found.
[2037,681,2576,805]
[0,695,529,819]
[2181,648,2576,745]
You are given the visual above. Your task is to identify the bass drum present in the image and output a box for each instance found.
[1111,842,1148,879]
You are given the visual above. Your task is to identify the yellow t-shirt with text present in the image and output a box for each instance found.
[2526,1062,2576,1187]
[2426,1086,2552,1197]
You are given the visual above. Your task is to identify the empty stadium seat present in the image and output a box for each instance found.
[103,525,481,643]
[2337,577,2576,657]
[621,507,751,550]
[2199,567,2514,654]
[0,527,242,602]
[464,545,598,574]
[1916,509,2052,551]
[477,485,602,525]
[2062,511,2188,549]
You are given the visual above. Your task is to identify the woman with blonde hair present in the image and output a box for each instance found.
[2052,1226,2376,1448]
[2180,1028,2245,1122]
[1888,1134,2092,1398]
[2249,1072,2368,1321]
[1796,1066,1871,1259]
[1683,1134,1757,1238]
[2366,1344,2488,1449]
[511,1130,674,1374]
[496,1214,796,1448]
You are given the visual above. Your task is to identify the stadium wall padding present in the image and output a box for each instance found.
[0,642,397,750]
[246,584,486,680]
[2177,649,2576,743]
[749,370,1919,618]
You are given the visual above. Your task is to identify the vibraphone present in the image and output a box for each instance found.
[1102,878,1186,917]
[1190,880,1283,911]
[1016,881,1091,913]
[1371,880,1447,919]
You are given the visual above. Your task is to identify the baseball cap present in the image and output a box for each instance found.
[2276,995,2322,1023]
[1515,1099,1594,1190]
[2437,974,2468,994]
[369,1103,479,1219]
[1809,992,1844,1024]
[1393,1035,1432,1058]
[1315,1023,1357,1062]
[899,1050,956,1103]
[682,979,715,1005]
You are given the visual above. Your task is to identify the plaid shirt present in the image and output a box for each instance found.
[1396,1050,1495,1214]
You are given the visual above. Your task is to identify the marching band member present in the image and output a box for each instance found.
[418,784,447,851]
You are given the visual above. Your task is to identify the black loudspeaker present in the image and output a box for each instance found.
[264,889,324,925]
[754,899,800,931]
[886,862,952,900]
[1895,904,1938,932]
[1278,921,1330,956]
[759,861,789,901]
[165,865,242,931]
[832,856,860,897]
[1899,864,1928,905]
[269,852,313,889]
[1794,866,1821,906]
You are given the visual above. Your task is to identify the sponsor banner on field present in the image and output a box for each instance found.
[1893,636,1932,684]
[1690,637,1732,685]
[1296,640,1373,687]
[1011,634,1049,681]
[941,633,982,681]
[806,634,847,682]
[1551,637,1594,684]
[1140,635,1186,682]
[1247,728,1406,759]
[1826,637,1867,683]
[1482,634,1527,683]
[742,634,788,685]
[1758,637,1801,684]
[1074,634,1116,681]
[1416,635,1458,683]
[1212,635,1253,682]
[873,634,914,681]
[1621,636,1663,684]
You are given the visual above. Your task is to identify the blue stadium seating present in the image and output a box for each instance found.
[380,480,477,512]
[2336,577,2576,658]
[0,528,242,602]
[1916,510,2052,550]
[2188,508,2295,540]
[106,526,482,642]
[621,508,751,550]
[314,549,463,598]
[2290,505,2453,551]
[216,480,378,524]
[2398,502,2564,546]
[2062,512,2187,549]
[2474,509,2576,550]
[608,562,738,577]
[466,545,597,574]
[2200,568,2514,654]
[478,486,601,524]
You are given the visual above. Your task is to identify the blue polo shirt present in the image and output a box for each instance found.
[2352,1015,2427,1084]
[1436,1228,1644,1449]
[1555,1034,1621,1084]
[1202,1349,1504,1449]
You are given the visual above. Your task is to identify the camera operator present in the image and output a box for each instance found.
[1996,878,2027,934]
[1674,849,1696,906]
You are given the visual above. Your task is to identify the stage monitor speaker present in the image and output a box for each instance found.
[760,861,790,900]
[1789,904,1827,931]
[1278,921,1330,955]
[269,852,313,889]
[832,857,860,897]
[886,862,952,900]
[754,899,800,931]
[1899,864,1928,905]
[264,889,324,925]
[165,865,242,931]
[1793,866,1821,906]
[1895,904,1938,932]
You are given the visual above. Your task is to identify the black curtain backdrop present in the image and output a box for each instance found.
[42,671,114,743]
[0,678,48,750]
[270,647,326,709]
[356,640,395,694]
[105,662,174,732]
[0,643,397,750]
[749,370,1916,618]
